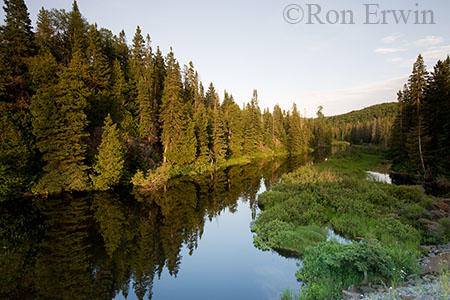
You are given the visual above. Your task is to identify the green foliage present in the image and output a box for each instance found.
[440,218,450,243]
[251,147,436,299]
[0,110,32,199]
[391,55,450,178]
[252,220,326,256]
[327,103,396,147]
[160,50,197,166]
[297,240,409,300]
[91,115,125,191]
[31,51,90,194]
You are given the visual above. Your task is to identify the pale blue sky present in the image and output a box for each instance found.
[7,0,450,116]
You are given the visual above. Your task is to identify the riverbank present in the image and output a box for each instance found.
[131,150,290,191]
[251,146,450,300]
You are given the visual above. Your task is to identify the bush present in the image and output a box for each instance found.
[440,218,450,243]
[297,240,404,300]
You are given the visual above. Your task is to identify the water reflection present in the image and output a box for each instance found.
[0,154,322,300]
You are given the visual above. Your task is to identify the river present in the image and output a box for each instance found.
[0,151,332,300]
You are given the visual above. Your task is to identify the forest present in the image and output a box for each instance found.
[0,0,332,198]
[391,54,450,181]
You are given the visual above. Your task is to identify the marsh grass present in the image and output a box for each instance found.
[253,146,435,300]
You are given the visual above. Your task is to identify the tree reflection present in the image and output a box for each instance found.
[0,156,306,299]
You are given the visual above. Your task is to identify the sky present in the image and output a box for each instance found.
[5,0,450,116]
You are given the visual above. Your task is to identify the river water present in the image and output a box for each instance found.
[1,152,334,300]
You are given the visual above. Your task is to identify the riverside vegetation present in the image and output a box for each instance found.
[252,146,450,300]
[0,0,334,199]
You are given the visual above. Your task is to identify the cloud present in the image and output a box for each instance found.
[381,33,403,44]
[375,48,407,54]
[415,36,444,47]
[422,45,450,60]
[281,76,408,117]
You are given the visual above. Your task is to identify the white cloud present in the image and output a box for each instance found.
[278,76,408,117]
[381,33,403,44]
[375,48,407,54]
[415,36,444,47]
[422,45,450,60]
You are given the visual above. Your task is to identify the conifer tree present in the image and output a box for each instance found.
[159,49,197,165]
[423,57,450,175]
[91,114,125,190]
[113,30,129,75]
[193,102,210,164]
[288,103,306,154]
[110,59,127,123]
[273,104,288,149]
[136,36,159,147]
[210,93,227,163]
[223,95,244,158]
[243,90,263,154]
[66,0,88,57]
[0,0,35,106]
[31,50,90,194]
[406,55,429,174]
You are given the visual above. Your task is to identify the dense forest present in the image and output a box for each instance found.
[390,55,450,179]
[0,0,332,198]
[326,103,397,146]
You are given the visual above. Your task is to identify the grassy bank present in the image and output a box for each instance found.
[252,146,442,299]
[131,150,289,191]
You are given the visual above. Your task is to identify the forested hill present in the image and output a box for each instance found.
[326,102,397,125]
[326,103,398,146]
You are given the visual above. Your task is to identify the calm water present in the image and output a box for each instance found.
[1,152,331,300]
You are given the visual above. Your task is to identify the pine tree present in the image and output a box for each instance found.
[288,103,307,154]
[66,0,88,56]
[159,49,197,165]
[110,59,127,123]
[91,114,125,190]
[193,102,210,164]
[406,55,429,174]
[210,93,227,163]
[113,30,129,75]
[136,36,159,146]
[243,90,263,154]
[273,104,287,149]
[423,57,450,175]
[0,0,35,106]
[223,96,244,158]
[31,50,90,194]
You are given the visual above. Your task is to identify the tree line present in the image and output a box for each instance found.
[390,55,450,179]
[326,103,397,147]
[0,0,332,197]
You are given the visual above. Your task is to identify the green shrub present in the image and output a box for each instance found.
[297,240,404,300]
[440,218,450,243]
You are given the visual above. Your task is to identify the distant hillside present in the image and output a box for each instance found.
[326,102,398,146]
[326,102,398,125]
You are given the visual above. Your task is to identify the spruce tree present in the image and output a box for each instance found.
[423,57,450,175]
[288,103,306,154]
[223,95,244,158]
[210,93,227,163]
[31,50,90,194]
[91,114,125,190]
[193,102,210,164]
[243,90,263,154]
[66,0,88,56]
[159,49,197,165]
[136,37,159,147]
[0,0,35,106]
[110,59,127,123]
[406,55,429,174]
